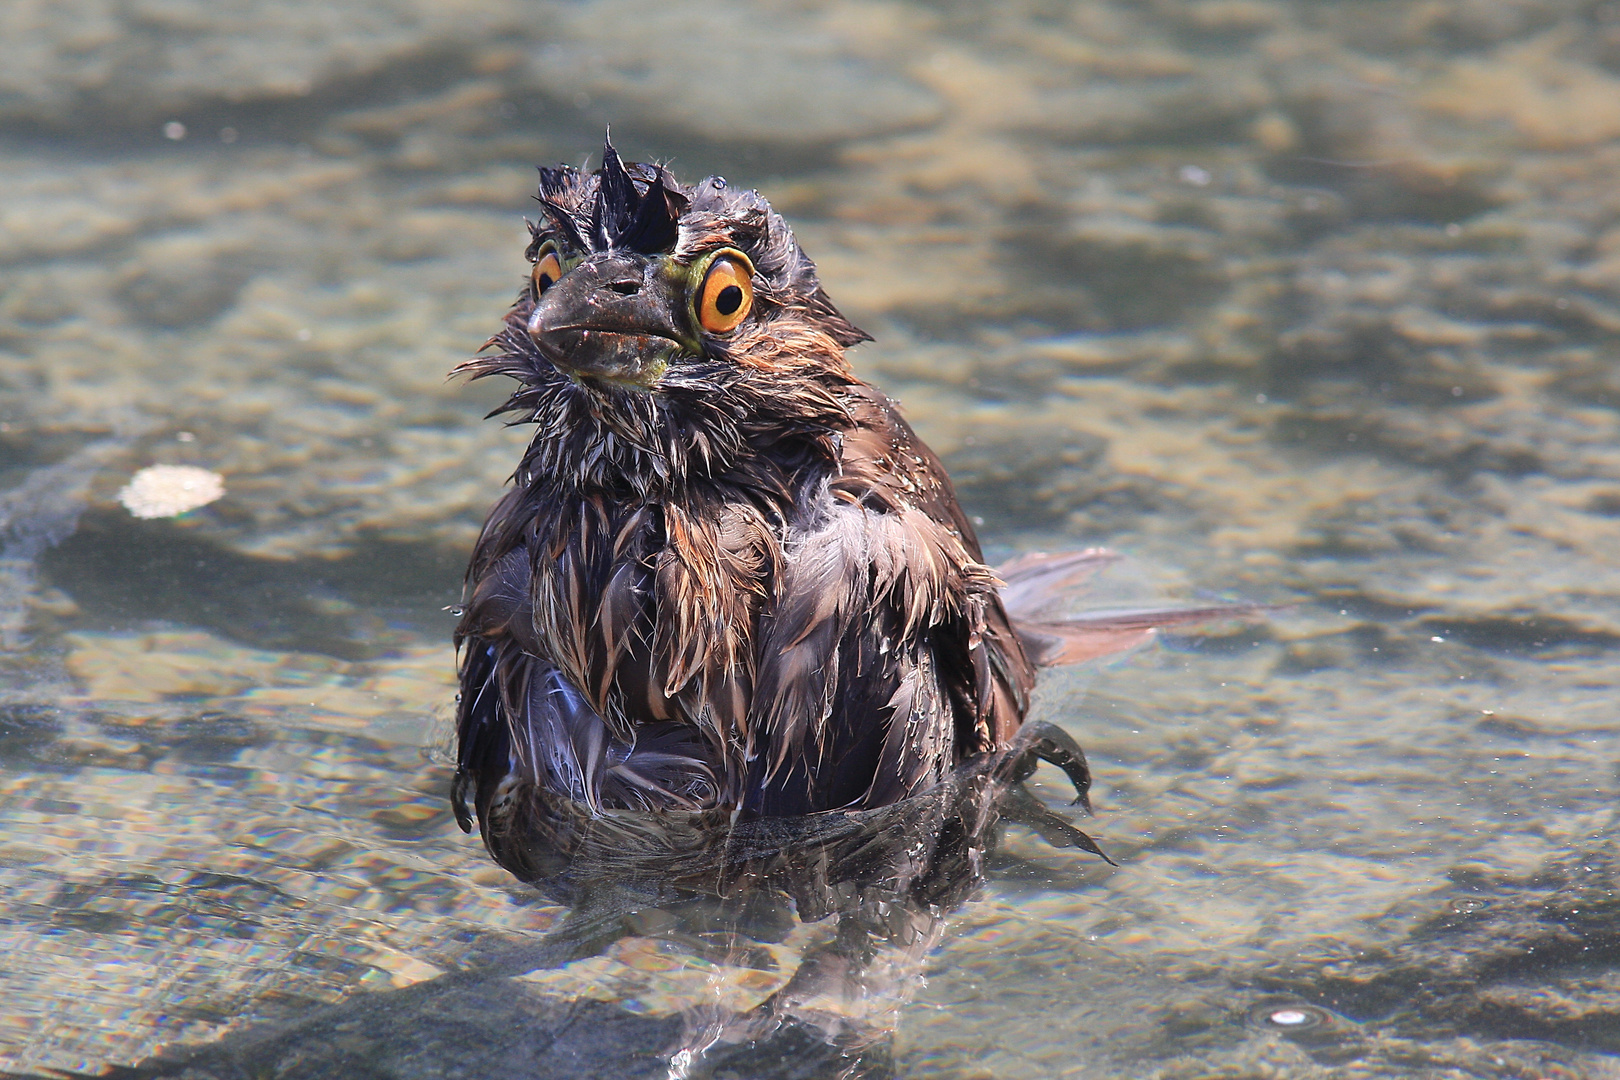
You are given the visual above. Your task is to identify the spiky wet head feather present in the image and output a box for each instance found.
[531,137,865,342]
[457,136,871,501]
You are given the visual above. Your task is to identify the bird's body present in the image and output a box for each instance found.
[452,142,1035,840]
[451,143,1199,883]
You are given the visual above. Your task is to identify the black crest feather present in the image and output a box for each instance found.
[576,136,687,255]
[536,166,587,251]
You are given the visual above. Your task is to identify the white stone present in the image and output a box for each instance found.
[117,464,225,519]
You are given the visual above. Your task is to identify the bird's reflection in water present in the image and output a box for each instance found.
[477,719,1109,1079]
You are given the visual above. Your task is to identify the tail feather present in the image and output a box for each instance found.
[1015,603,1276,667]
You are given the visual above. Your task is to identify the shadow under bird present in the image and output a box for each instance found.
[450,140,1258,899]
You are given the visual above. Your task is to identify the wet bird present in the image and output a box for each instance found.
[450,141,1240,885]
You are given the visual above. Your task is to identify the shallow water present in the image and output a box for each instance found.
[4,0,1620,1076]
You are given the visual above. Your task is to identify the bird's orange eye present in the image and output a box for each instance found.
[532,245,563,296]
[696,254,754,334]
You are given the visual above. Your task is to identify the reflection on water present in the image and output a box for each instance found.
[3,0,1620,1076]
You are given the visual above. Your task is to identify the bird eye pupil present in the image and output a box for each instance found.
[533,249,563,296]
[696,251,754,334]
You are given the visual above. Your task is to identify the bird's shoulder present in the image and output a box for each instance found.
[761,381,1000,676]
[823,382,983,559]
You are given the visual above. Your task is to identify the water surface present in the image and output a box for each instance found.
[3,1,1620,1076]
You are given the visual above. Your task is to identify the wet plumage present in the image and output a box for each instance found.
[449,142,1240,883]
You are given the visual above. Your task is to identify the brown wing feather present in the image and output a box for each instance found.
[740,385,1036,816]
[836,387,1037,750]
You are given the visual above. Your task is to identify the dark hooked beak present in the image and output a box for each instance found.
[526,252,696,387]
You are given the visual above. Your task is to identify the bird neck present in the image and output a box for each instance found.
[511,363,850,504]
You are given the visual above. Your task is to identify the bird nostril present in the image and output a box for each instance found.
[606,280,640,296]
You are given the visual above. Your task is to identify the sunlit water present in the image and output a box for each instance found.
[4,0,1620,1076]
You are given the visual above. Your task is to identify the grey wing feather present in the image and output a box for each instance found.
[996,548,1121,620]
[509,658,611,813]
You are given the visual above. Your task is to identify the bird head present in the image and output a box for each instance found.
[518,138,867,390]
[462,138,871,495]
